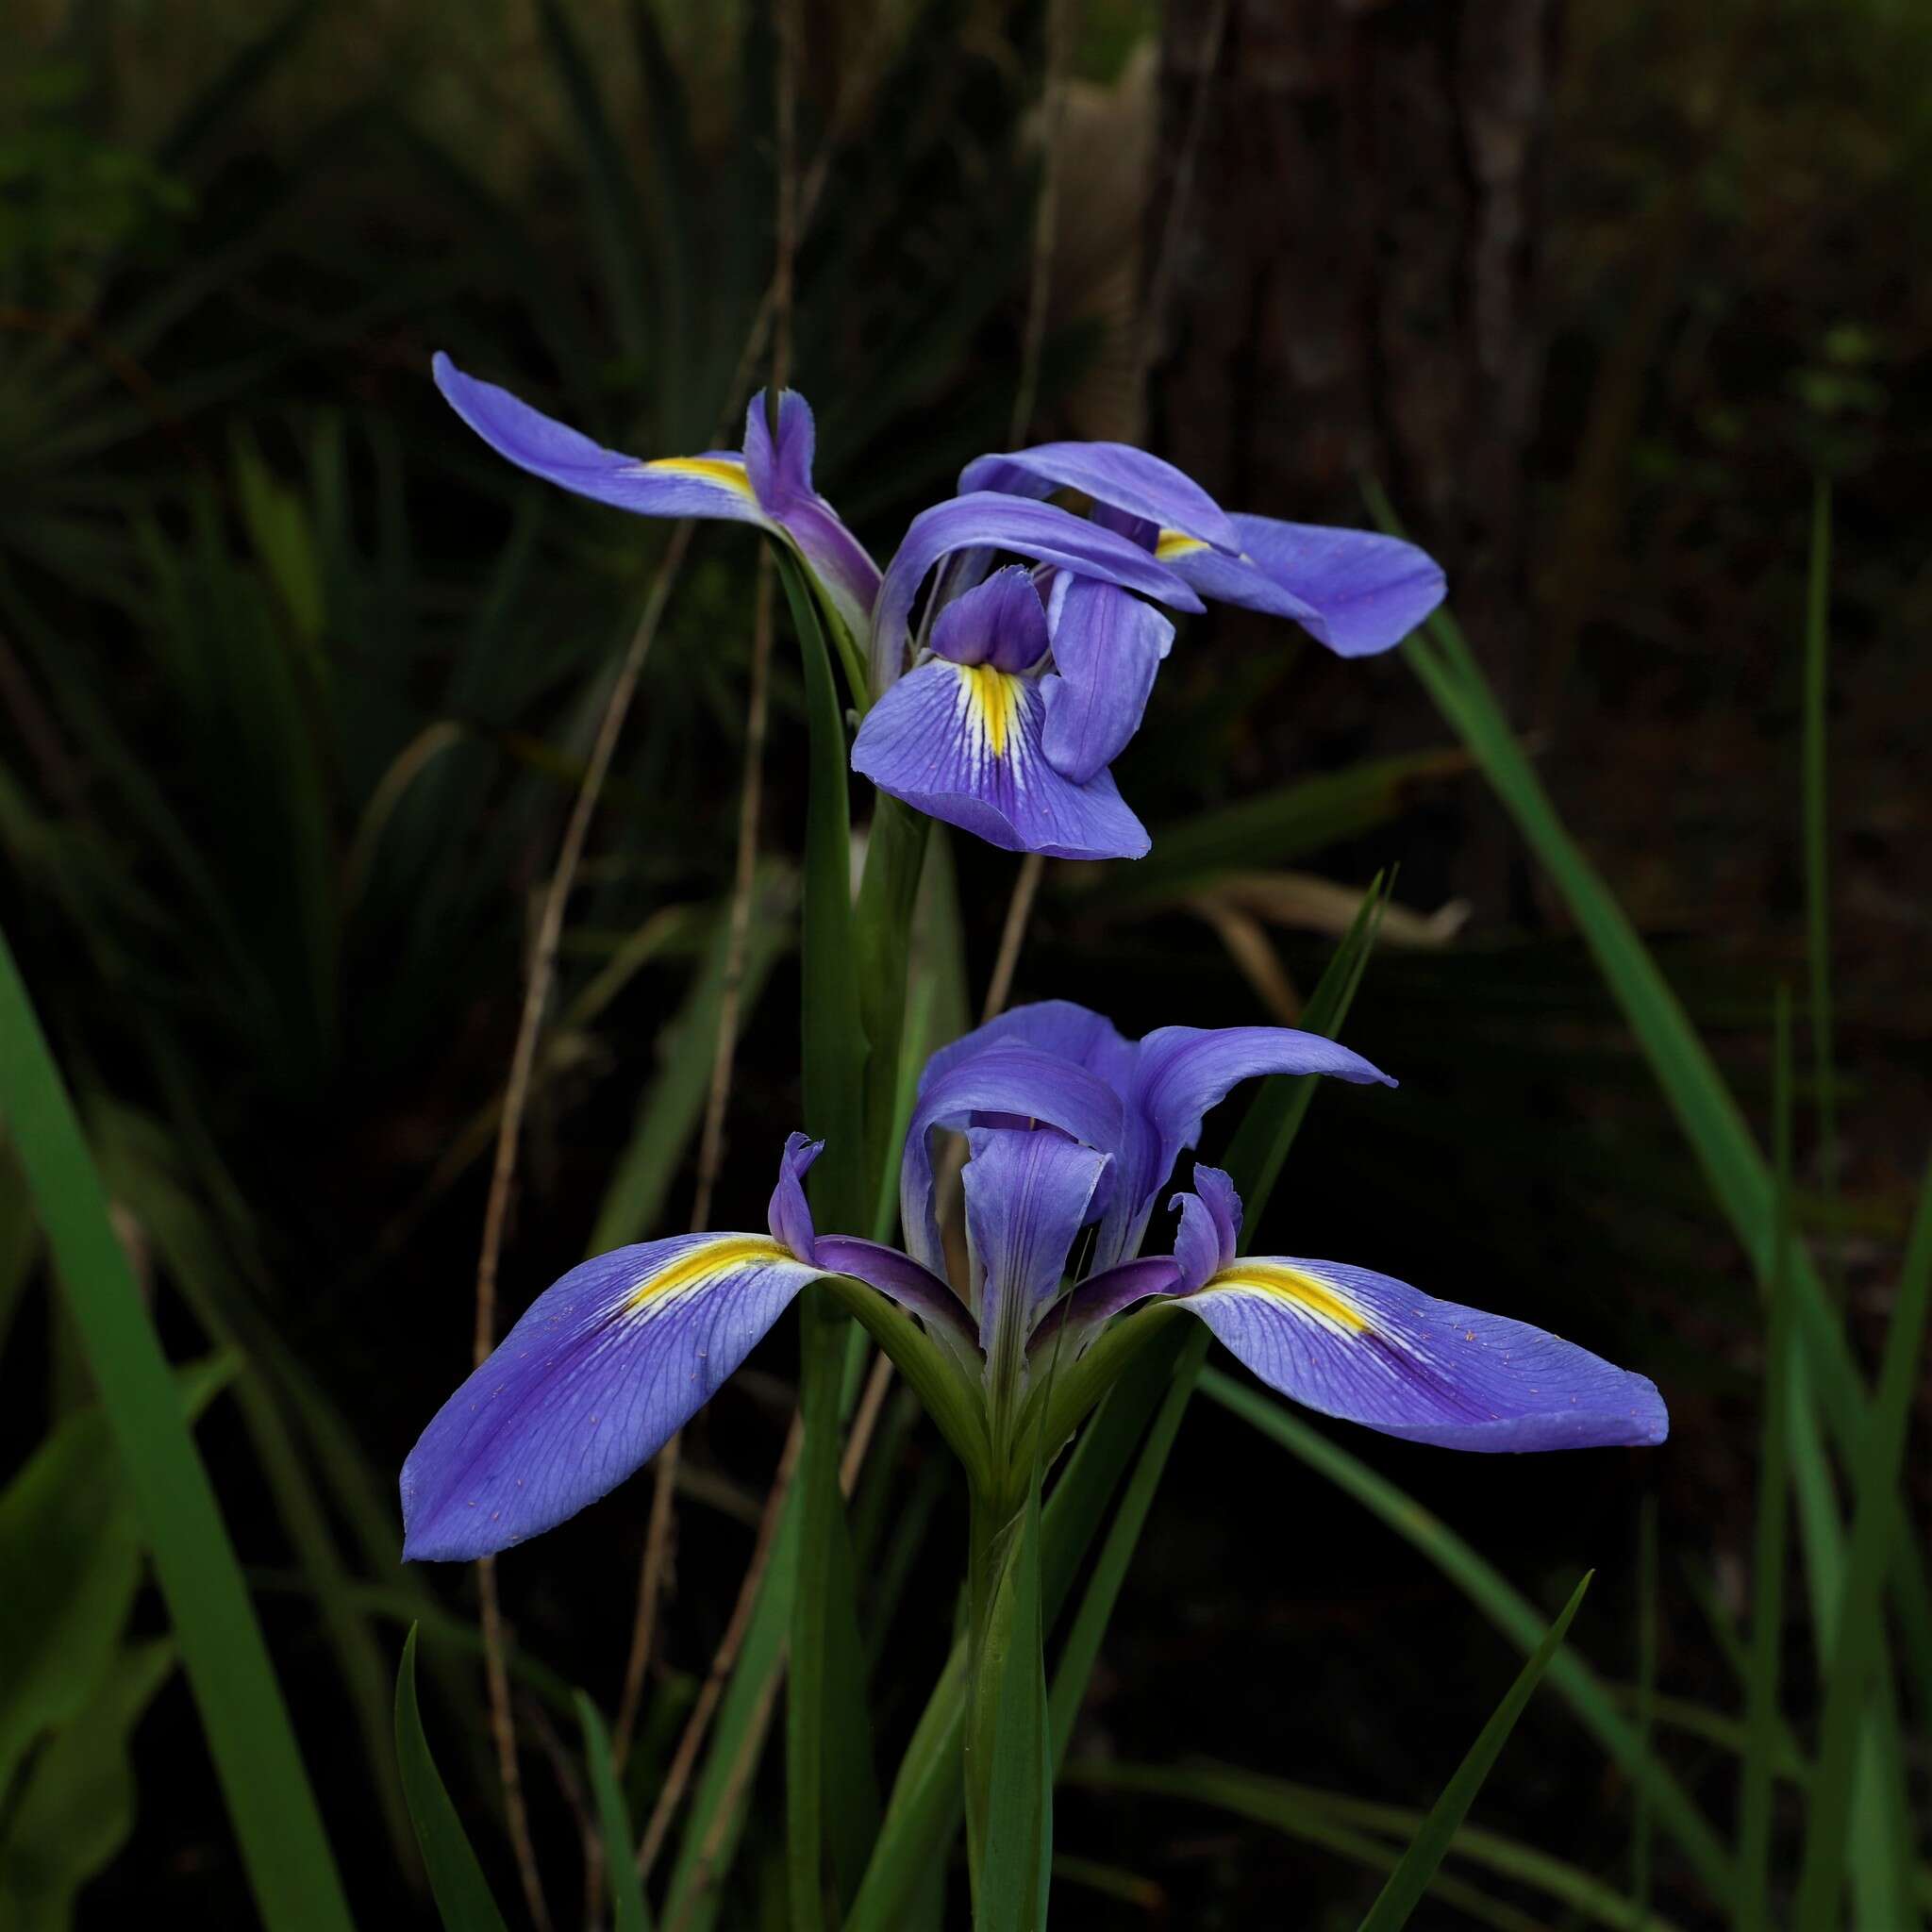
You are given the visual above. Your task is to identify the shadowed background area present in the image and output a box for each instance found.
[1,0,1927,1926]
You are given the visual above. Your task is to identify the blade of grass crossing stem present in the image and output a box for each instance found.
[576,1694,651,1932]
[395,1626,510,1932]
[1041,881,1390,1762]
[853,797,930,1194]
[778,543,877,1927]
[0,927,354,1932]
[1065,1762,1693,1932]
[978,1476,1053,1932]
[1202,1372,1736,1902]
[1790,1151,1932,1932]
[1356,1572,1593,1932]
[1220,874,1389,1219]
[1739,992,1796,1931]
[1802,482,1838,1297]
[1048,1325,1208,1767]
[1382,524,1932,1723]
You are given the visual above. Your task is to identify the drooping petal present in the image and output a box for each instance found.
[869,493,1203,694]
[739,391,882,641]
[767,1132,823,1263]
[930,566,1051,672]
[917,1000,1133,1101]
[1093,1026,1397,1269]
[1041,577,1174,782]
[433,354,766,525]
[961,1128,1110,1352]
[958,443,1240,554]
[1166,516,1445,658]
[1035,1254,1184,1347]
[1171,1162,1241,1290]
[812,1234,979,1352]
[1181,1255,1669,1452]
[897,1045,1125,1278]
[849,656,1150,862]
[400,1231,820,1560]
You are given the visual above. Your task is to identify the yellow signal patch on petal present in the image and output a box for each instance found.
[1210,1261,1372,1334]
[641,456,758,498]
[958,662,1024,759]
[1154,528,1209,562]
[625,1235,792,1314]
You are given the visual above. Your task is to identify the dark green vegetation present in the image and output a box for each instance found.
[2,1,1927,1927]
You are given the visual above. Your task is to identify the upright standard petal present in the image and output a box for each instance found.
[1181,1251,1669,1452]
[433,354,765,525]
[1171,1162,1241,1290]
[1165,515,1445,658]
[958,442,1241,555]
[868,493,1202,694]
[401,1231,821,1559]
[766,1131,823,1264]
[961,1127,1110,1351]
[1093,1026,1397,1268]
[1040,577,1174,783]
[898,1045,1124,1278]
[930,566,1051,671]
[849,651,1149,862]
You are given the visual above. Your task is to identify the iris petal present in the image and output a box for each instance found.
[898,1045,1124,1279]
[961,1127,1110,1353]
[868,493,1202,694]
[1183,1256,1669,1452]
[849,657,1149,862]
[1040,578,1174,783]
[1167,516,1445,658]
[400,1232,820,1559]
[433,354,766,525]
[958,443,1241,554]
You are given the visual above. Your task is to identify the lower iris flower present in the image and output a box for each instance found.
[401,1004,1664,1561]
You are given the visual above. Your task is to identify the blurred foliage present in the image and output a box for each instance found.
[0,0,1926,1925]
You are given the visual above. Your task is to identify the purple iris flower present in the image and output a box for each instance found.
[401,1005,1665,1562]
[431,355,884,651]
[864,440,1449,796]
[848,565,1153,860]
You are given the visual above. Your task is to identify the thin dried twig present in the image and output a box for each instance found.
[471,522,696,1932]
[609,0,804,1800]
[982,851,1047,1024]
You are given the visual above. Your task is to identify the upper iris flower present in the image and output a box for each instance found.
[865,441,1449,795]
[401,1003,1665,1562]
[431,354,883,652]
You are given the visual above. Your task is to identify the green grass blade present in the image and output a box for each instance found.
[1632,1496,1658,1924]
[1202,1371,1736,1902]
[1790,1151,1932,1932]
[394,1627,509,1932]
[1740,991,1797,1930]
[1066,1760,1692,1932]
[576,1694,652,1932]
[1356,1571,1593,1932]
[0,926,354,1932]
[976,1479,1053,1932]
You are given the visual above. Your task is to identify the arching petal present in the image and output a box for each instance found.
[1041,578,1174,782]
[1092,1027,1397,1269]
[433,354,766,525]
[897,1046,1124,1278]
[401,1232,820,1560]
[1184,1257,1669,1452]
[1168,516,1445,658]
[958,443,1240,554]
[849,657,1149,862]
[869,493,1202,694]
[962,1128,1110,1353]
[1171,1163,1241,1290]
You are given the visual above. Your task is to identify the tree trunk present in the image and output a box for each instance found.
[1147,0,1560,722]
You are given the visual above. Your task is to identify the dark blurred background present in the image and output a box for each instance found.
[2,0,1927,1924]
